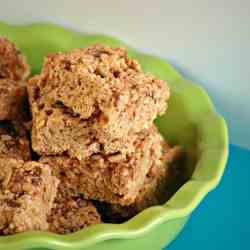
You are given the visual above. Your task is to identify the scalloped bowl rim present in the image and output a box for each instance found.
[0,23,228,250]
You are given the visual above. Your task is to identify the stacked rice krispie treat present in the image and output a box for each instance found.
[28,44,184,223]
[0,38,56,235]
[0,38,102,235]
[0,38,185,235]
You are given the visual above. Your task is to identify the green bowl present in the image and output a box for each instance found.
[0,22,228,250]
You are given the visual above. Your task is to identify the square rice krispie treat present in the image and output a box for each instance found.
[105,146,186,220]
[27,106,145,161]
[0,79,27,121]
[0,159,59,235]
[0,37,30,81]
[48,187,101,234]
[0,125,31,161]
[41,126,165,206]
[28,45,169,160]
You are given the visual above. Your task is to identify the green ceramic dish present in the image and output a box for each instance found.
[0,22,228,250]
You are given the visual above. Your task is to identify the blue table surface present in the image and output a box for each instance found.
[165,144,250,250]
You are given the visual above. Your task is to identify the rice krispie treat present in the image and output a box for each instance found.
[106,146,185,220]
[41,126,165,206]
[0,125,31,161]
[0,79,27,120]
[0,159,59,235]
[0,37,29,81]
[28,106,145,160]
[48,188,101,234]
[28,45,169,160]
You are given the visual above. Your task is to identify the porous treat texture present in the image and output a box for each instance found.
[48,187,101,234]
[0,79,27,121]
[0,37,29,81]
[0,160,59,235]
[106,146,185,220]
[0,126,31,161]
[40,126,165,206]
